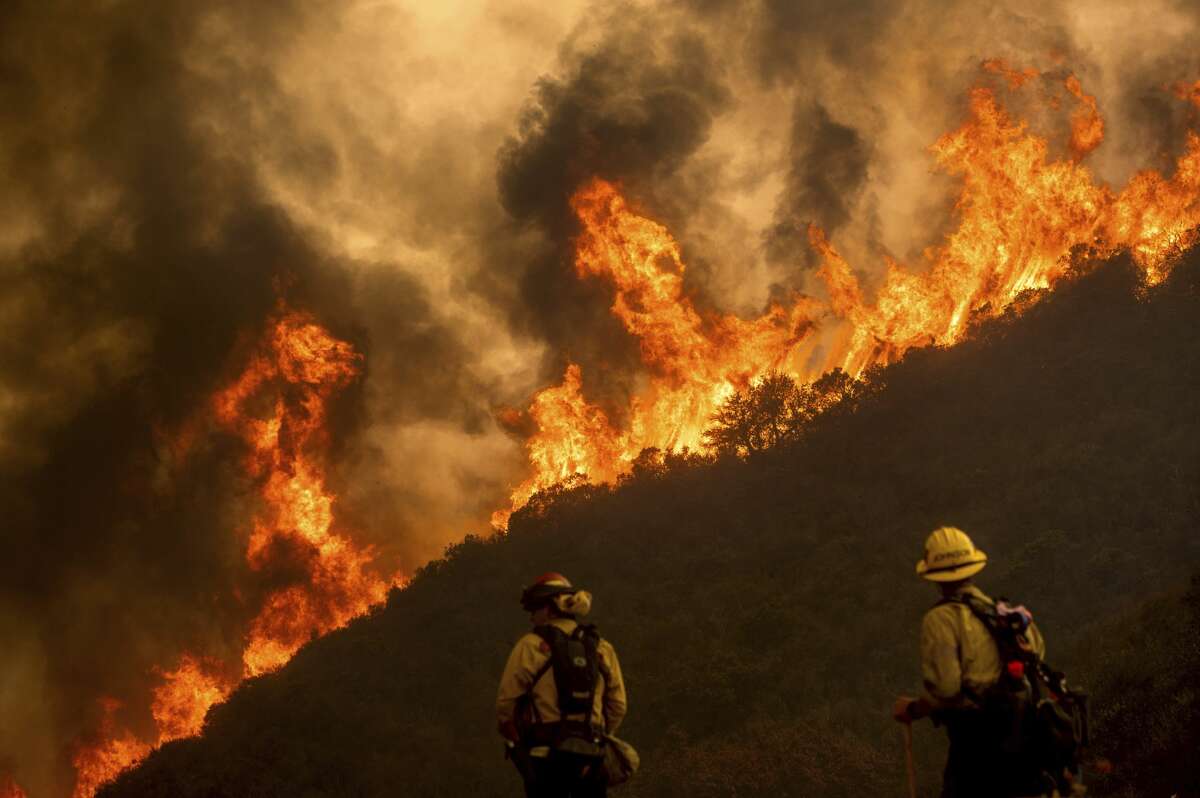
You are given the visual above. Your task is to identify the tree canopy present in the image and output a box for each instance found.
[702,368,867,457]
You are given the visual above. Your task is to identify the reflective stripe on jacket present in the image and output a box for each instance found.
[496,617,627,740]
[920,584,1046,711]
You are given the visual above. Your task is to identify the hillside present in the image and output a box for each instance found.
[102,250,1200,798]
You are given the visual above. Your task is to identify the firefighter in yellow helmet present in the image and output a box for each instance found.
[496,573,627,797]
[893,527,1048,798]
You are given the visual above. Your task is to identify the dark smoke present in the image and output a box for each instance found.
[750,0,900,84]
[763,102,872,267]
[0,1,484,793]
[492,4,732,412]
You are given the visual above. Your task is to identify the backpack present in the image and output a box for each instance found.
[941,593,1090,795]
[529,623,606,759]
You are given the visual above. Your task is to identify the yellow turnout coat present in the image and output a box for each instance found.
[496,617,627,742]
[920,584,1046,711]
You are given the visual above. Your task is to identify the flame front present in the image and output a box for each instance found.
[68,308,397,796]
[214,310,392,677]
[497,66,1200,524]
[494,186,818,525]
[69,700,149,798]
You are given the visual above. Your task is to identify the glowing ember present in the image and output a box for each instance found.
[70,307,399,795]
[496,65,1200,524]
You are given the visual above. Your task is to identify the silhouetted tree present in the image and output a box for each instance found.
[703,368,864,457]
[800,368,860,419]
[627,447,668,481]
[703,372,804,456]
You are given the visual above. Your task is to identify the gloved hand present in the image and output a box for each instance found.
[498,720,521,743]
[892,695,930,723]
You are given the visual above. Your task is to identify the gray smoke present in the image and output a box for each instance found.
[0,1,488,793]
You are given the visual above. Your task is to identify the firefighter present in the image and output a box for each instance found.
[497,573,627,798]
[893,526,1048,798]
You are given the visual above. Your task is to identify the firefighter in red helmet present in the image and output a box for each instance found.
[496,573,627,797]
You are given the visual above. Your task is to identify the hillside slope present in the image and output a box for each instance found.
[103,251,1200,797]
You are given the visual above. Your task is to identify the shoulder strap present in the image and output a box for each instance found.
[570,624,602,722]
[522,626,563,726]
[939,592,1035,664]
[936,591,998,622]
[530,625,562,687]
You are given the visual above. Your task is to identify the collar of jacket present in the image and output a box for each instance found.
[947,583,992,603]
[539,617,578,634]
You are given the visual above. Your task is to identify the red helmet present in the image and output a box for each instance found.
[520,572,576,611]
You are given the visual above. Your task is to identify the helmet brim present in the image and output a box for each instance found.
[916,554,987,582]
[520,584,577,611]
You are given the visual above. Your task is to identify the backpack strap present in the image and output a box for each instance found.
[571,624,601,723]
[530,626,559,686]
[938,592,1042,669]
[525,626,563,725]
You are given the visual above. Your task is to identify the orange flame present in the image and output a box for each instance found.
[493,185,818,525]
[1173,79,1200,109]
[150,655,233,744]
[70,656,235,797]
[1064,75,1104,158]
[496,66,1200,524]
[70,307,399,795]
[70,700,150,798]
[214,309,392,676]
[981,59,1104,159]
[0,775,27,798]
[982,58,1039,89]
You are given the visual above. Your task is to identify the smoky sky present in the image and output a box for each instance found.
[0,1,486,793]
[3,0,1200,794]
[492,5,732,411]
[763,102,872,266]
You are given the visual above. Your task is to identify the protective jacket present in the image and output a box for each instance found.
[496,617,627,742]
[920,584,1046,712]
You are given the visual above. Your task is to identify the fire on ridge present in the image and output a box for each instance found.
[494,64,1200,527]
[68,309,402,798]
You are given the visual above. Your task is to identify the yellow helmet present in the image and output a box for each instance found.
[915,526,987,582]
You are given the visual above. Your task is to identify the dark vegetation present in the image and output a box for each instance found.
[103,251,1200,797]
